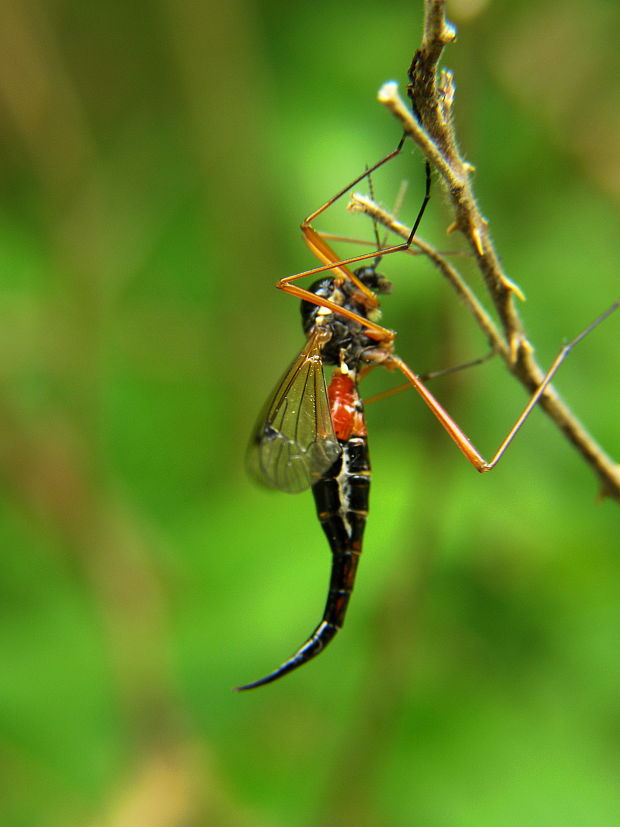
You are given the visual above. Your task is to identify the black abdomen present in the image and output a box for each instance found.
[311,435,371,628]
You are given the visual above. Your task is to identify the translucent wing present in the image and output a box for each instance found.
[247,330,342,494]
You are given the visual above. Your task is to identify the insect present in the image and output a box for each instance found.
[241,267,390,690]
[236,133,619,691]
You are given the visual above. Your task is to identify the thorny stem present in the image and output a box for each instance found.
[363,0,620,500]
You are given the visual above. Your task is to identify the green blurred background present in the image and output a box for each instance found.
[1,0,619,824]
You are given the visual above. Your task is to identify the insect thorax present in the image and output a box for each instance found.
[300,267,392,369]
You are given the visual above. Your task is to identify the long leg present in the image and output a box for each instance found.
[280,147,617,470]
[362,350,497,405]
[383,300,620,472]
[276,153,432,338]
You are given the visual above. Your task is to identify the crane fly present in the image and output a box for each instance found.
[236,119,619,692]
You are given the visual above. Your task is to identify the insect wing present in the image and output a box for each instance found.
[247,333,341,493]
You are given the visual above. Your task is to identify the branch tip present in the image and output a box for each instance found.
[377,81,399,103]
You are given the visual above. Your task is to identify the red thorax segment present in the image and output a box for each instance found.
[328,371,367,440]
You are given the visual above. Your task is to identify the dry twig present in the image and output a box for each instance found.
[352,0,620,500]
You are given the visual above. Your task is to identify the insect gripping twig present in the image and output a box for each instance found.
[372,0,620,501]
[238,0,620,692]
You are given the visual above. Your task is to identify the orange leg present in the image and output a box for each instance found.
[274,139,619,473]
[275,141,431,341]
[385,301,619,471]
[362,351,497,405]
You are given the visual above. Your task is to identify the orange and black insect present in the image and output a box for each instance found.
[237,118,619,692]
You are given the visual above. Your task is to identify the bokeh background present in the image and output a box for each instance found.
[1,0,619,824]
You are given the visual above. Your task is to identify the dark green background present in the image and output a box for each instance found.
[0,1,619,824]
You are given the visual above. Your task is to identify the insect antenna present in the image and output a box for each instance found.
[367,169,410,267]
